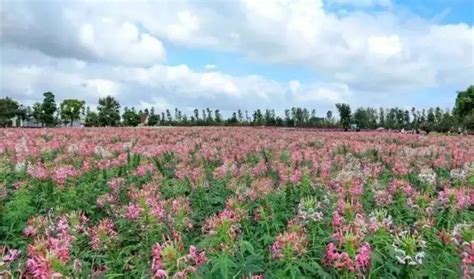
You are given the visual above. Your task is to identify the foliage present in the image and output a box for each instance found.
[85,107,100,127]
[40,92,57,127]
[60,99,85,126]
[1,85,473,130]
[0,97,19,127]
[122,107,142,127]
[454,85,474,121]
[336,103,352,130]
[97,95,121,126]
[0,128,472,278]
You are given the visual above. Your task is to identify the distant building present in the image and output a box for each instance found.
[61,119,84,127]
[10,116,42,128]
[10,115,86,128]
[140,113,149,125]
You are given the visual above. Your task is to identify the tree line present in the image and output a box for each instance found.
[1,85,473,132]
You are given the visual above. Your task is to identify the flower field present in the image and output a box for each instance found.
[0,127,473,278]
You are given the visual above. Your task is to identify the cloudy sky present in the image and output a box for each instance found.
[1,0,473,116]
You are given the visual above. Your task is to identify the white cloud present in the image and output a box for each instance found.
[289,80,301,93]
[75,19,166,66]
[291,82,350,103]
[368,35,402,56]
[82,79,121,97]
[1,0,472,111]
[1,46,345,114]
[86,0,469,92]
[2,2,165,66]
[327,0,393,8]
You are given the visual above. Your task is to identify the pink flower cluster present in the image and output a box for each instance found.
[271,221,308,260]
[52,165,79,186]
[278,164,303,185]
[461,241,473,279]
[27,164,49,180]
[202,205,244,250]
[438,187,472,210]
[90,218,117,250]
[24,215,77,278]
[323,242,372,273]
[135,163,155,176]
[151,242,207,278]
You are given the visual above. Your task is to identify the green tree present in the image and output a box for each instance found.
[463,111,474,131]
[353,108,369,129]
[85,107,100,127]
[379,108,385,127]
[326,110,333,125]
[148,107,159,126]
[454,85,474,127]
[31,102,42,125]
[206,108,213,124]
[438,110,456,132]
[215,109,222,124]
[336,103,351,130]
[40,92,57,127]
[97,96,121,126]
[60,99,85,126]
[0,97,19,127]
[122,107,141,126]
[166,109,172,123]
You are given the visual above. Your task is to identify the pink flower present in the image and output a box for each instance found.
[323,243,354,271]
[355,242,372,271]
[324,241,372,273]
[154,269,168,278]
[271,223,308,260]
[332,212,344,228]
[2,249,21,262]
[135,163,155,176]
[27,164,49,180]
[107,177,124,192]
[289,168,302,184]
[52,165,79,186]
[187,245,207,266]
[90,218,117,250]
[24,225,37,237]
[126,203,141,220]
[26,255,51,279]
[392,160,410,176]
[374,190,393,206]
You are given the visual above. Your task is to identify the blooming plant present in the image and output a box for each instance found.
[0,127,472,278]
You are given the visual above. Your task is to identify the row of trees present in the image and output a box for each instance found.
[1,86,473,131]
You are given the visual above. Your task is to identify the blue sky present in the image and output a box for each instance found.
[1,0,473,116]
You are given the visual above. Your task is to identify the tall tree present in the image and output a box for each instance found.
[237,109,243,122]
[206,108,213,123]
[0,97,19,127]
[97,96,121,126]
[85,107,100,127]
[122,107,141,126]
[60,99,85,126]
[148,107,159,126]
[353,108,369,129]
[326,110,333,124]
[31,103,42,125]
[193,109,199,121]
[40,92,57,127]
[215,110,222,124]
[454,85,474,124]
[335,103,351,131]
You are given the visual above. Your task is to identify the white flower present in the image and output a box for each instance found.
[415,252,425,264]
[418,167,437,185]
[15,161,26,172]
[449,168,465,180]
